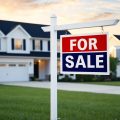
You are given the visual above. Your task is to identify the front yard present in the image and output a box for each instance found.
[0,85,120,120]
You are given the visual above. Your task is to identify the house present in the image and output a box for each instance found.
[0,20,75,82]
[109,35,120,77]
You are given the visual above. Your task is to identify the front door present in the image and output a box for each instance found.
[34,62,39,78]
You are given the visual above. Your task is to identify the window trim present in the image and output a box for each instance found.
[48,41,50,51]
[23,39,26,50]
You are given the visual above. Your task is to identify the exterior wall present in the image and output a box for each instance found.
[29,39,33,51]
[109,35,120,57]
[0,37,7,52]
[116,47,120,60]
[0,31,6,52]
[42,40,48,51]
[7,27,30,54]
[57,40,60,52]
[116,63,120,78]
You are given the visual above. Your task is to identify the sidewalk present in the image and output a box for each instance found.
[1,81,120,95]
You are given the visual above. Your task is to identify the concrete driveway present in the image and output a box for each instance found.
[1,81,120,95]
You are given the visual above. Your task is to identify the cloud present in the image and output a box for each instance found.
[82,12,114,22]
[0,0,34,12]
[0,0,119,26]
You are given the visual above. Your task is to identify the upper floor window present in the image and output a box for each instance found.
[15,39,22,50]
[11,38,26,50]
[33,40,43,51]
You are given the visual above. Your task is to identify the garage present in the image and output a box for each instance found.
[0,63,29,82]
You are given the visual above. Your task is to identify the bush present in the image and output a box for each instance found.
[58,75,74,82]
[30,76,36,81]
[76,75,96,82]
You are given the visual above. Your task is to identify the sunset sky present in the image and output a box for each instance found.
[0,0,119,34]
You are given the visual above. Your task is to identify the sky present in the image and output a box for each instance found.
[0,0,120,34]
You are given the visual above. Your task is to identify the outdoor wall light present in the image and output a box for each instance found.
[29,62,32,66]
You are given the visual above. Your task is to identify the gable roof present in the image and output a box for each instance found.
[6,25,31,38]
[0,20,70,39]
[114,35,120,40]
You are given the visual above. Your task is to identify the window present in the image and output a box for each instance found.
[18,64,26,67]
[33,40,43,51]
[11,38,26,50]
[35,40,40,50]
[0,64,6,67]
[15,39,22,50]
[9,64,16,67]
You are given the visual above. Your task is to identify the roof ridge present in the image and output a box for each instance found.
[0,19,48,26]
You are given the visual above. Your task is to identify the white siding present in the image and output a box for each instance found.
[43,40,48,51]
[0,31,6,52]
[0,38,7,52]
[116,47,120,60]
[117,64,120,78]
[30,39,33,51]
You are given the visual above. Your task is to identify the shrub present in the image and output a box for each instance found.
[76,75,96,82]
[30,76,36,81]
[58,75,74,82]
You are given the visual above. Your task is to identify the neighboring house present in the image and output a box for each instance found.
[0,20,75,82]
[109,35,120,77]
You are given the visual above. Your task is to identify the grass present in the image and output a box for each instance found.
[82,81,120,86]
[0,85,120,120]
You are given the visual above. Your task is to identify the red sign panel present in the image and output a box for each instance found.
[62,34,107,52]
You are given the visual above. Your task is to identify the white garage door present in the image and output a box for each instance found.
[0,63,29,82]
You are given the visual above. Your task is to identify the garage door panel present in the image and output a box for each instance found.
[0,67,8,81]
[0,63,29,82]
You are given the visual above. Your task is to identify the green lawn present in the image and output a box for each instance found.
[0,85,120,120]
[82,81,120,86]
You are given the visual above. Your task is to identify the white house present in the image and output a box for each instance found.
[0,20,75,82]
[109,34,120,77]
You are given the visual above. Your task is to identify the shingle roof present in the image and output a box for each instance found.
[0,20,70,39]
[114,35,120,40]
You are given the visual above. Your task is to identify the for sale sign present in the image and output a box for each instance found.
[60,33,110,75]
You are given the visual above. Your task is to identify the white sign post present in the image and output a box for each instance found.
[42,16,119,120]
[50,15,57,120]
